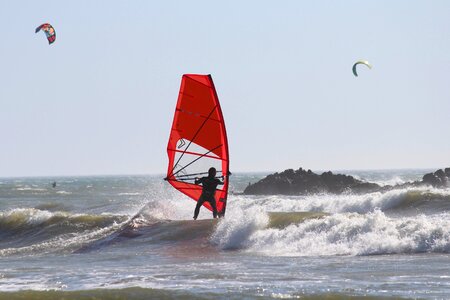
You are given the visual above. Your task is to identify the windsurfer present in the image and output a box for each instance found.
[193,167,224,220]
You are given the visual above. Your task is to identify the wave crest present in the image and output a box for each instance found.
[238,187,450,214]
[0,208,125,232]
[244,210,450,256]
[0,208,128,256]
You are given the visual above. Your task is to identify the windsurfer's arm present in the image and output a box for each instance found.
[220,172,231,184]
[195,177,202,185]
[218,172,231,184]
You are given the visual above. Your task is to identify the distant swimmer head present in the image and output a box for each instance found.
[208,167,217,178]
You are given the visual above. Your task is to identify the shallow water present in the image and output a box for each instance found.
[0,170,449,299]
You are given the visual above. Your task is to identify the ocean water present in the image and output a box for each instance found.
[0,170,449,299]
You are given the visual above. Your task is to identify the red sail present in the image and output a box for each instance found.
[166,74,230,216]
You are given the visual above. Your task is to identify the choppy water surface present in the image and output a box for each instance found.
[0,170,449,299]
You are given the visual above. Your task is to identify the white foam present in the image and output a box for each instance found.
[211,206,269,250]
[233,186,450,214]
[240,210,450,256]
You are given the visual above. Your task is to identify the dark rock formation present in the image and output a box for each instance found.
[244,168,380,195]
[422,169,450,188]
[244,167,450,195]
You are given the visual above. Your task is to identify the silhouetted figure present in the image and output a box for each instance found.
[193,167,224,220]
[52,181,56,188]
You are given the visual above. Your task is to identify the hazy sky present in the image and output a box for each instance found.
[1,1,449,177]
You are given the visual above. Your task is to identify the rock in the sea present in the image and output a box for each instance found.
[422,173,440,187]
[422,168,450,188]
[244,167,450,195]
[244,167,380,195]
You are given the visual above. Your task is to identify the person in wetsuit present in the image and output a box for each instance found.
[193,167,224,220]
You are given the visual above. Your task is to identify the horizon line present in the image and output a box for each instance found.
[0,166,444,179]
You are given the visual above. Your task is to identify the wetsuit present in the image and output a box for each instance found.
[194,176,223,219]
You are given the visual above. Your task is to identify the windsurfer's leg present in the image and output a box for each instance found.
[194,197,205,220]
[208,198,218,218]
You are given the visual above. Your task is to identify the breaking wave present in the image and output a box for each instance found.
[238,187,450,214]
[0,208,129,256]
[211,208,450,256]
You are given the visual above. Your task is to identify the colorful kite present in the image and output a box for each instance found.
[35,23,56,45]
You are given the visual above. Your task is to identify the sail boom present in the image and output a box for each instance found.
[167,149,227,161]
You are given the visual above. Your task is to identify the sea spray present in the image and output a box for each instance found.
[136,200,178,222]
[136,180,211,221]
[372,175,406,186]
[211,206,269,250]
